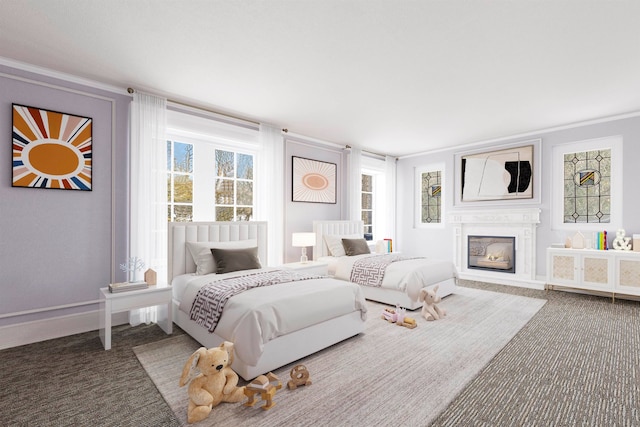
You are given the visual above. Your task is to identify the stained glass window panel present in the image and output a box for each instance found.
[563,149,610,223]
[421,170,441,223]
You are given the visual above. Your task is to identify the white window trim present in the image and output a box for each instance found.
[551,135,623,231]
[415,163,445,229]
[166,109,259,222]
[362,155,386,241]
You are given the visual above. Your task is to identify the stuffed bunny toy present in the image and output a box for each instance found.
[418,285,446,321]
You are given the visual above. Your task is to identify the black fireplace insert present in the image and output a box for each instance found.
[467,235,516,274]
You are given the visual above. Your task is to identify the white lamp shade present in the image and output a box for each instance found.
[292,232,316,247]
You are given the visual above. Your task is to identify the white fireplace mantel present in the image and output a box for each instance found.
[449,208,542,288]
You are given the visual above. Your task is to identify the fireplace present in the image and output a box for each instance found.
[467,235,516,274]
[449,208,541,287]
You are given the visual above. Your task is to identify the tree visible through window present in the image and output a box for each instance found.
[215,149,254,221]
[167,140,193,222]
[167,142,254,222]
[362,174,373,238]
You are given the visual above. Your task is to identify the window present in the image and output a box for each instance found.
[167,140,194,222]
[562,148,610,224]
[416,164,444,228]
[361,174,373,239]
[214,149,254,221]
[552,136,622,230]
[361,155,389,241]
[166,108,259,223]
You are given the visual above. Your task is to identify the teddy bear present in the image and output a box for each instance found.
[179,341,246,424]
[418,285,446,321]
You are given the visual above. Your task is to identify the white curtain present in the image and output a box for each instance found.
[129,92,167,325]
[384,155,397,244]
[256,124,284,266]
[348,146,362,222]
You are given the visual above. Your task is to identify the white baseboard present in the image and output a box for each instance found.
[458,272,546,290]
[0,310,129,351]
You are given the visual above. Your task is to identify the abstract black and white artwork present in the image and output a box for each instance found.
[460,144,534,202]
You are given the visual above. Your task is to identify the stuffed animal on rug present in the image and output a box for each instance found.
[179,341,246,424]
[418,285,446,321]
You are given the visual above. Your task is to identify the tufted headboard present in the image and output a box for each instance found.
[168,221,268,282]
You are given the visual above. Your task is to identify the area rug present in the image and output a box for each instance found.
[134,286,546,426]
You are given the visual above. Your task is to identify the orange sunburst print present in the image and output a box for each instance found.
[12,104,92,190]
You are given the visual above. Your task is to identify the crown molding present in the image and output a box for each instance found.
[400,110,640,159]
[0,56,130,96]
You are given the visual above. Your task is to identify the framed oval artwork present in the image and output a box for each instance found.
[292,156,336,204]
[12,104,92,191]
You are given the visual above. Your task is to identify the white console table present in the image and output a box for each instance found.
[99,284,173,350]
[546,248,640,300]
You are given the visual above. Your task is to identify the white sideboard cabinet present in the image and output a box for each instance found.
[546,248,640,299]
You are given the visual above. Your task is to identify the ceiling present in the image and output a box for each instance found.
[1,1,639,157]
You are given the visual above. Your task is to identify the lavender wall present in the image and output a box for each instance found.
[397,115,640,279]
[284,138,346,263]
[0,64,131,326]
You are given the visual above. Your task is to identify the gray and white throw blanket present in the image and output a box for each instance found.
[350,254,421,287]
[190,269,322,333]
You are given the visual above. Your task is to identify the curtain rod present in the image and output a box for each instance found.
[127,87,260,127]
[345,144,389,160]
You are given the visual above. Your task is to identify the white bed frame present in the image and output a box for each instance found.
[168,221,365,381]
[313,220,457,310]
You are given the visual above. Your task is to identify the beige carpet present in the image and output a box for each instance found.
[134,286,546,426]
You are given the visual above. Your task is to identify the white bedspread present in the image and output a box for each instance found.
[334,254,457,302]
[174,269,367,366]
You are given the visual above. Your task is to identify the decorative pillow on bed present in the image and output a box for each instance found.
[341,238,371,256]
[324,234,363,257]
[210,247,262,274]
[186,239,258,275]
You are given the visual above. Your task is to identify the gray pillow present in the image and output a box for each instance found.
[341,238,371,256]
[211,247,261,274]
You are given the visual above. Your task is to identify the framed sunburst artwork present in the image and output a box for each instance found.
[12,104,92,191]
[292,156,337,204]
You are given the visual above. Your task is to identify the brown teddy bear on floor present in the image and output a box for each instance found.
[418,285,446,321]
[179,341,246,424]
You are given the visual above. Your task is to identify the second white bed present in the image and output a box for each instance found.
[314,220,458,310]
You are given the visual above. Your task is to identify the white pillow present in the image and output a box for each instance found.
[186,239,258,275]
[323,234,362,257]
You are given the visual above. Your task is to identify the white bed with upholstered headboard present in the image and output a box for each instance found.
[313,220,457,310]
[168,221,367,381]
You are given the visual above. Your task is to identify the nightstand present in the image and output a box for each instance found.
[99,284,173,350]
[281,261,329,276]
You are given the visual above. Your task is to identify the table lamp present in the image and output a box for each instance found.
[292,232,316,263]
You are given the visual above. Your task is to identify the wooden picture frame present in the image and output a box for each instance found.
[12,104,92,191]
[292,156,337,204]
